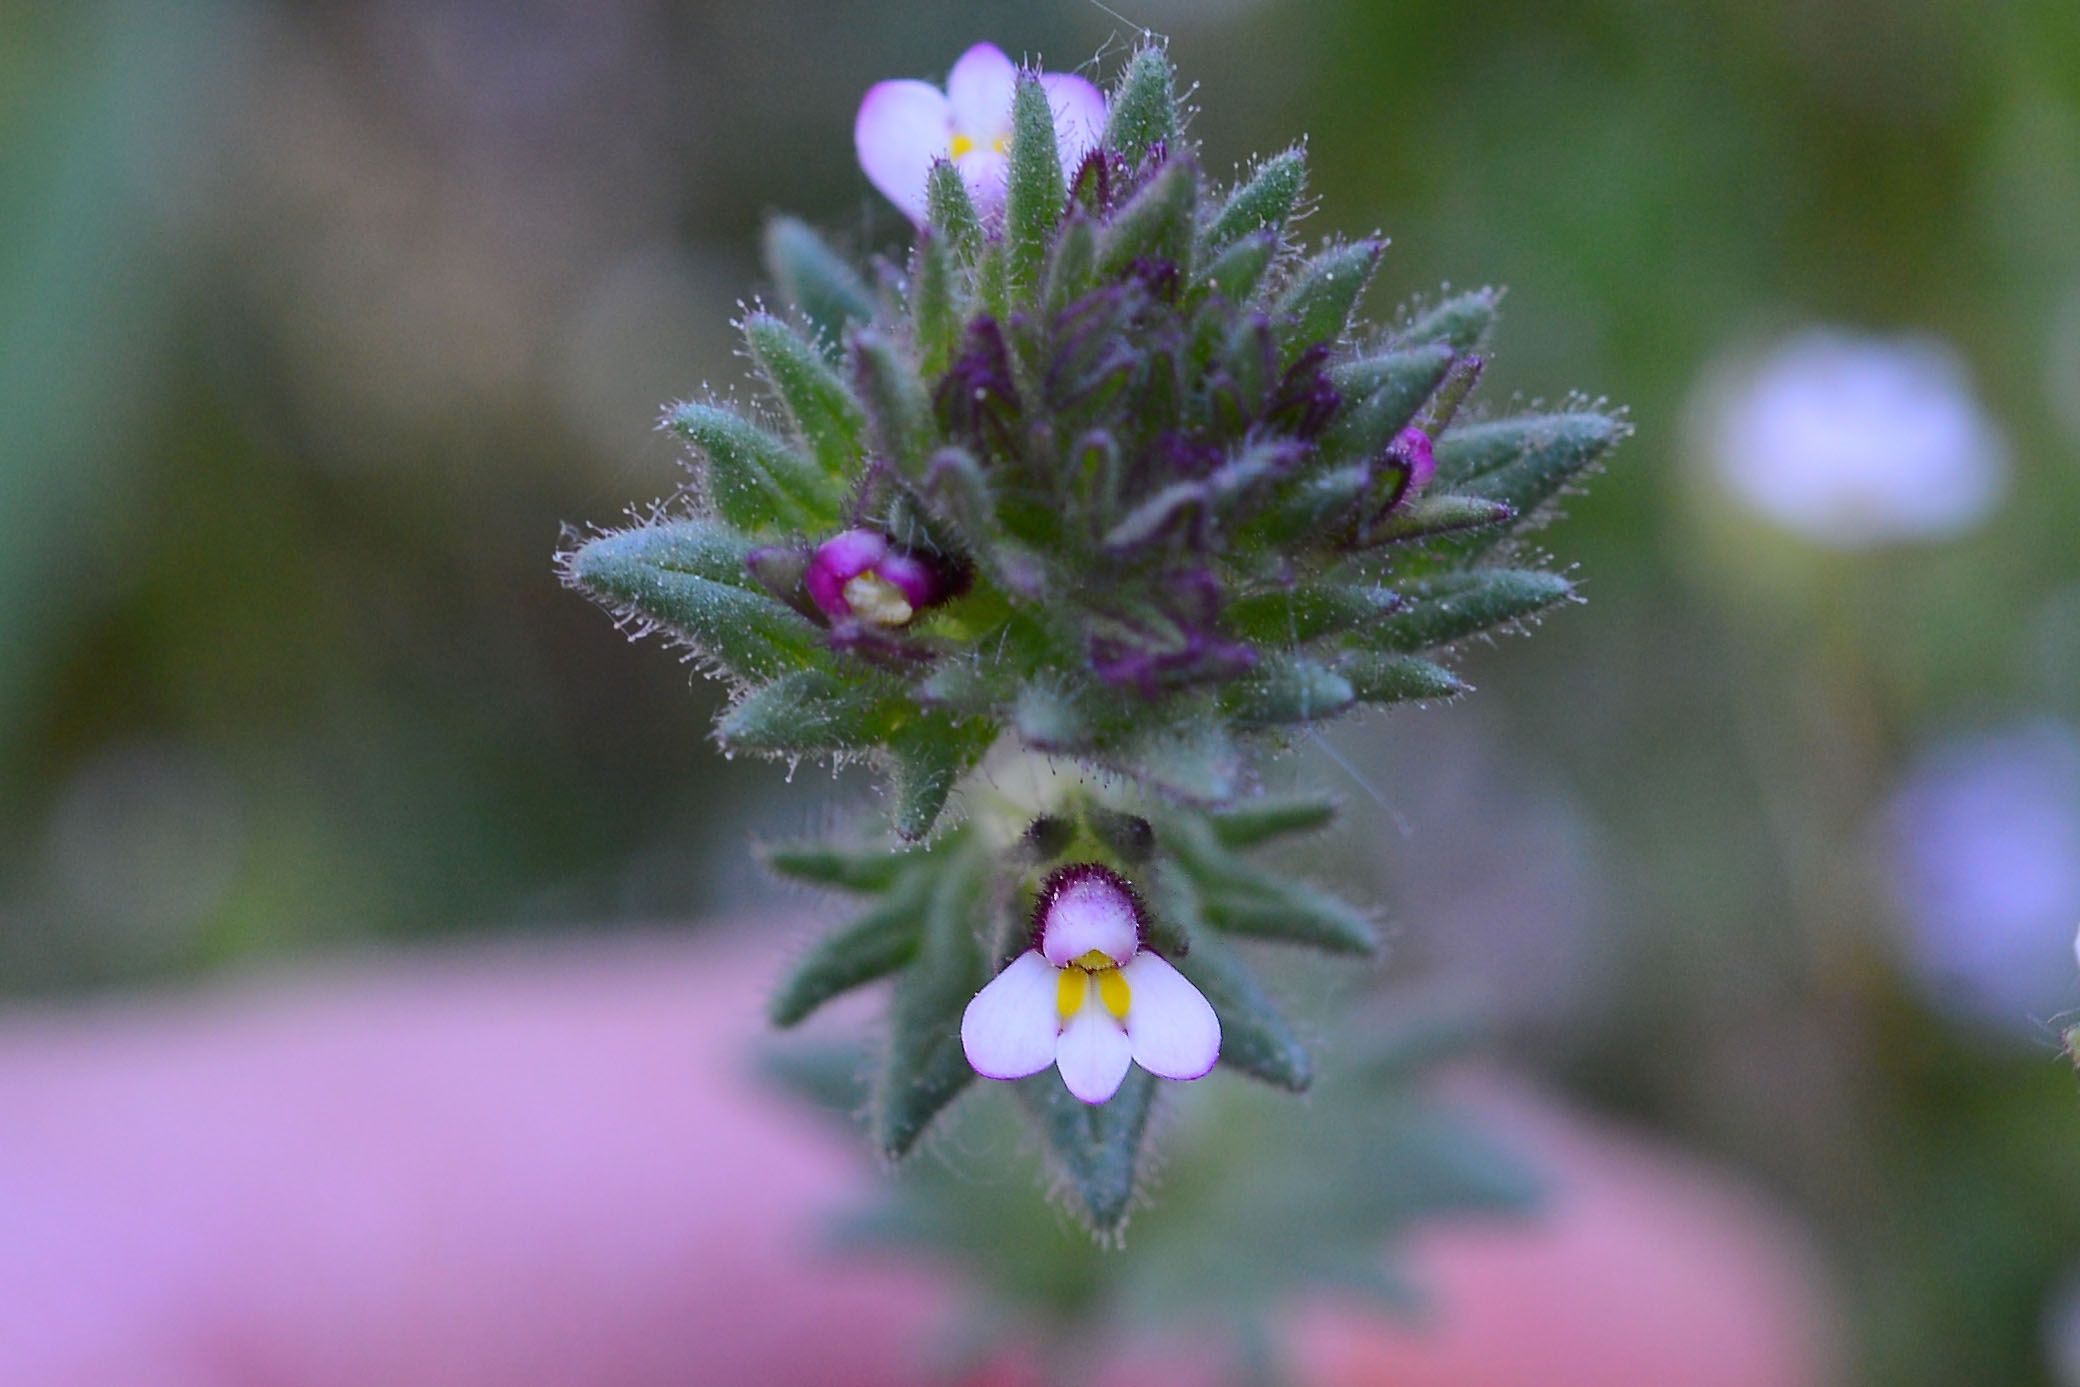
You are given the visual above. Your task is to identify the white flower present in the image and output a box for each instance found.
[961,863,1220,1104]
[1694,328,2008,548]
[854,42,1106,224]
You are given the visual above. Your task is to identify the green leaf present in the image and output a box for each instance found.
[1005,73,1065,298]
[875,844,990,1158]
[1121,723,1242,804]
[1202,148,1306,253]
[718,669,900,754]
[762,841,923,892]
[1168,817,1379,954]
[769,872,933,1026]
[1222,656,1356,728]
[1362,570,1573,653]
[1251,464,1369,545]
[743,313,865,483]
[1356,493,1515,546]
[1320,344,1454,465]
[1337,652,1467,705]
[1142,858,1200,958]
[1275,239,1382,357]
[1171,927,1312,1090]
[909,231,960,381]
[1328,343,1456,411]
[1013,681,1096,751]
[764,216,877,353]
[1199,875,1379,955]
[1207,794,1340,848]
[1222,583,1401,646]
[563,518,755,588]
[1013,1066,1159,1234]
[1438,410,1624,490]
[918,446,998,547]
[888,716,988,841]
[666,402,840,534]
[850,328,934,481]
[1096,156,1196,283]
[926,160,983,266]
[1394,286,1503,353]
[1104,46,1180,167]
[565,528,825,682]
[1038,218,1095,319]
[1202,230,1276,304]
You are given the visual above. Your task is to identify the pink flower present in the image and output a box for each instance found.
[961,863,1220,1105]
[804,529,941,627]
[854,42,1107,224]
[1394,426,1437,492]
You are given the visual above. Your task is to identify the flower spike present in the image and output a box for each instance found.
[560,41,1623,1232]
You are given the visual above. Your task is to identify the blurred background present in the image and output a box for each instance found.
[4,0,2079,1381]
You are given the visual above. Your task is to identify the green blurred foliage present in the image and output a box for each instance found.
[5,0,2080,1382]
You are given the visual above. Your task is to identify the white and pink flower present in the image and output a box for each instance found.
[961,863,1220,1105]
[854,42,1107,224]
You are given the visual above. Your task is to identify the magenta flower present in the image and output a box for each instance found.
[854,42,1107,224]
[961,864,1220,1105]
[805,529,941,628]
[1394,426,1437,492]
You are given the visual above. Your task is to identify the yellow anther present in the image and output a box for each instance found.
[950,132,976,159]
[1057,967,1088,1019]
[1076,950,1112,969]
[1097,967,1131,1019]
[842,572,914,627]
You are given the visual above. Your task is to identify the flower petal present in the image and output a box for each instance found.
[946,42,1017,143]
[1121,952,1221,1081]
[954,148,1010,217]
[1040,72,1107,177]
[961,950,1061,1080]
[855,79,952,223]
[872,550,939,609]
[1038,865,1141,966]
[1055,1002,1133,1104]
[806,529,888,618]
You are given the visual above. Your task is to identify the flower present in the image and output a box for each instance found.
[855,42,1106,224]
[804,529,942,627]
[1882,720,2080,1038]
[961,863,1220,1104]
[1394,426,1437,492]
[1691,328,2008,548]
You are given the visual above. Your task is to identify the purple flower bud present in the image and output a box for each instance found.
[804,529,945,628]
[1394,426,1437,492]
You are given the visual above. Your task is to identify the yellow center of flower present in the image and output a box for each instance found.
[1056,949,1131,1021]
[949,131,1009,160]
[842,572,914,627]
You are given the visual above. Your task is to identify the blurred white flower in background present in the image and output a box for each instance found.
[1881,721,2080,1039]
[1693,328,2008,548]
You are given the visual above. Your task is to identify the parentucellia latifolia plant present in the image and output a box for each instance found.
[561,38,1621,1275]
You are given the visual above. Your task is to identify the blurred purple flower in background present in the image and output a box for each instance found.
[1694,328,2009,548]
[1882,721,2080,1037]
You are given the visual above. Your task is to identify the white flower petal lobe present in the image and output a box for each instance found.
[1054,1003,1133,1104]
[1121,952,1221,1081]
[855,79,951,224]
[961,949,1061,1080]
